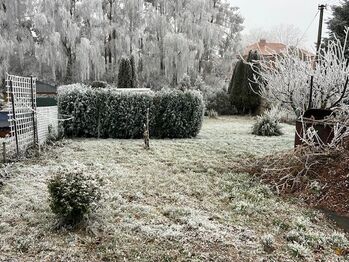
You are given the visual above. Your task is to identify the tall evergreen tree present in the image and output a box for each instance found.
[117,57,133,88]
[228,50,261,114]
[130,55,138,88]
[326,1,349,56]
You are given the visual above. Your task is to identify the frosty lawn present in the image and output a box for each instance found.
[0,117,348,261]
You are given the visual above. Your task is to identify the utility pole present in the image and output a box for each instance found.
[308,4,326,109]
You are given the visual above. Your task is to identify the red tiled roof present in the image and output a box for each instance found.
[243,40,315,58]
[244,42,286,56]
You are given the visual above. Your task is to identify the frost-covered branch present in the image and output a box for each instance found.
[250,28,349,117]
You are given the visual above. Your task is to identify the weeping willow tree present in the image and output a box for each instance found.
[1,0,243,85]
[34,0,105,83]
[164,33,192,87]
[0,0,35,80]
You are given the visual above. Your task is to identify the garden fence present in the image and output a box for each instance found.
[2,73,58,159]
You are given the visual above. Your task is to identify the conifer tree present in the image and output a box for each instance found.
[229,50,261,114]
[326,1,349,56]
[117,57,133,88]
[130,55,138,88]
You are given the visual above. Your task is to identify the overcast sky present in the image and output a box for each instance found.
[231,0,342,50]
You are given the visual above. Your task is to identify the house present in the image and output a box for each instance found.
[243,39,315,61]
[240,40,314,115]
[36,80,57,107]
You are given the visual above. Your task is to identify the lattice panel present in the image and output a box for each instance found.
[5,74,37,156]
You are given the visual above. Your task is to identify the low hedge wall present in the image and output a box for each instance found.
[58,87,204,139]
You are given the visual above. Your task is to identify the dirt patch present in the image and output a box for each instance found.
[246,147,349,217]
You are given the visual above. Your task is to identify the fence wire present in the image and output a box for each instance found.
[5,73,37,156]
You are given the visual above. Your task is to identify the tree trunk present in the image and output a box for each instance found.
[65,47,74,84]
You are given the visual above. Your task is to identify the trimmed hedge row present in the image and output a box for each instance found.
[58,87,204,139]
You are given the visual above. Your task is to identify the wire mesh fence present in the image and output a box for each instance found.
[1,73,58,160]
[37,106,59,144]
[5,73,37,157]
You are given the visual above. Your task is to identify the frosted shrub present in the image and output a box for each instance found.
[207,109,218,119]
[286,230,303,244]
[288,242,310,259]
[59,87,204,139]
[153,90,204,138]
[48,171,102,225]
[251,30,349,116]
[261,234,275,252]
[327,232,349,249]
[91,81,108,88]
[205,88,235,115]
[252,110,283,136]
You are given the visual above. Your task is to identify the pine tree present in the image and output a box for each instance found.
[130,55,138,88]
[229,50,261,114]
[117,57,133,88]
[178,73,191,91]
[326,1,349,56]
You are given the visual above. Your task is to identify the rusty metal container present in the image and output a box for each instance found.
[295,109,334,147]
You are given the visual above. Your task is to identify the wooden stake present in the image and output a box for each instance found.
[144,108,150,149]
[2,141,6,163]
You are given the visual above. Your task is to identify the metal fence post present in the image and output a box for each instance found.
[9,80,19,157]
[2,141,6,163]
[30,76,38,146]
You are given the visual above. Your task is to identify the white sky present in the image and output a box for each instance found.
[230,0,342,51]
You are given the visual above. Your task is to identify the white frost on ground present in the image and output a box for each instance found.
[0,117,348,261]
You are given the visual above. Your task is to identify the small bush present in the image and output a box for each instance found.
[91,81,108,89]
[48,171,102,225]
[327,232,349,250]
[286,230,303,243]
[205,88,236,115]
[261,234,275,253]
[252,111,283,136]
[288,242,310,259]
[207,109,218,118]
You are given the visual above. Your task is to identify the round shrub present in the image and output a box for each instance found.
[48,171,102,225]
[205,88,236,115]
[91,81,108,88]
[252,114,283,136]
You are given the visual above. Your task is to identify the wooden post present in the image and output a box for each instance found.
[30,76,38,146]
[144,108,150,149]
[2,141,6,163]
[9,80,19,157]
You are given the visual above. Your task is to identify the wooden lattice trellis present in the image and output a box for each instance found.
[5,73,37,156]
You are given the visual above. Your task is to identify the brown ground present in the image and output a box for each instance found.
[247,146,349,217]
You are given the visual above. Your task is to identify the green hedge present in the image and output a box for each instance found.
[58,87,204,139]
[152,91,204,138]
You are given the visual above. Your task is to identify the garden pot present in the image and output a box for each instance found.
[294,109,334,148]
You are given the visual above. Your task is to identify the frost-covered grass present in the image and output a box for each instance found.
[0,116,348,261]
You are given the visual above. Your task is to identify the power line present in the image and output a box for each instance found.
[309,4,326,109]
[296,10,319,47]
